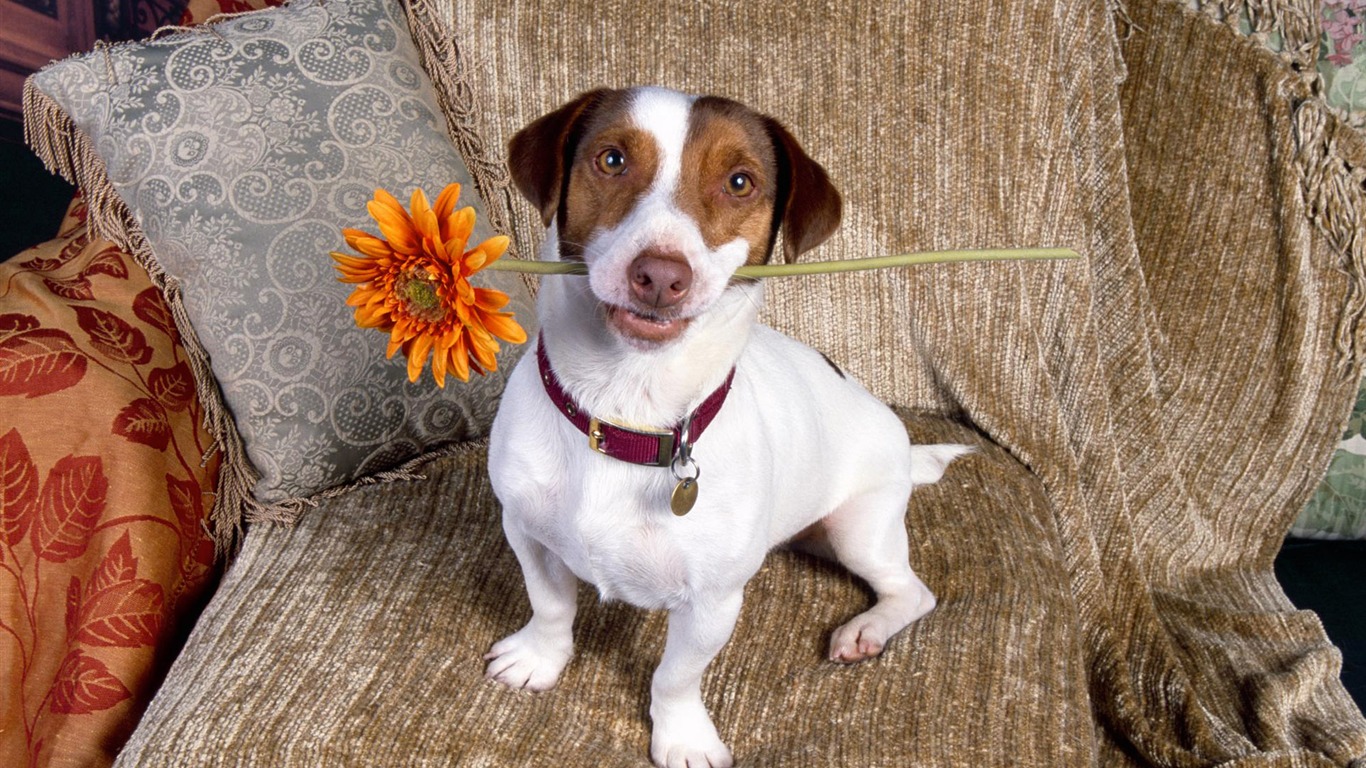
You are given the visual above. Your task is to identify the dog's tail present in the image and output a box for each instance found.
[908,444,975,486]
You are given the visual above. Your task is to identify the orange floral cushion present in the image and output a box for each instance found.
[0,198,219,766]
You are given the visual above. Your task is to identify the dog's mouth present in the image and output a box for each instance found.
[604,304,692,345]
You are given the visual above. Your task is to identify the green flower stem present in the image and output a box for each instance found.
[483,247,1079,277]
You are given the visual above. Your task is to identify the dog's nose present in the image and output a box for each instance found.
[629,252,692,309]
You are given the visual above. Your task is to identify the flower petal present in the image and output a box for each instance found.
[410,188,431,220]
[346,289,377,307]
[355,303,393,328]
[333,266,378,284]
[434,183,462,222]
[415,204,441,245]
[406,333,434,383]
[369,192,419,255]
[342,231,393,259]
[431,343,449,388]
[473,287,511,311]
[469,330,499,371]
[456,277,475,305]
[448,334,471,382]
[480,310,528,345]
[444,234,471,266]
[448,207,476,243]
[470,235,510,268]
[331,251,377,272]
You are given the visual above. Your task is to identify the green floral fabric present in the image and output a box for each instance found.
[1295,382,1366,538]
[1304,4,1366,537]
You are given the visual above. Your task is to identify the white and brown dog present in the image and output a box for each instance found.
[485,86,969,768]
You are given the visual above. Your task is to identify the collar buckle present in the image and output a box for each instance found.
[586,415,676,466]
[588,417,606,455]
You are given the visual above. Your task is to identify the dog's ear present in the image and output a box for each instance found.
[766,119,842,264]
[508,89,614,227]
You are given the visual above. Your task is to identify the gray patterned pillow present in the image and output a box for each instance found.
[26,0,533,518]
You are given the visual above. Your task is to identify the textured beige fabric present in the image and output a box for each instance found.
[116,0,1366,764]
[433,0,1366,758]
[1110,2,1366,763]
[115,420,1095,766]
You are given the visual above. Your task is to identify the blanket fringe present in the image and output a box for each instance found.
[1174,2,1366,373]
[1294,96,1366,372]
[1185,0,1322,72]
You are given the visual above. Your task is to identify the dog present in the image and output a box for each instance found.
[484,86,970,768]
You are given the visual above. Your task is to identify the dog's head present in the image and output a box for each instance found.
[508,87,842,348]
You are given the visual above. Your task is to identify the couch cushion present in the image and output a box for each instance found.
[0,200,220,766]
[114,415,1093,767]
[24,0,534,543]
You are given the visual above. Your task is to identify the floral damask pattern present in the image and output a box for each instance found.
[1,199,220,766]
[29,0,532,506]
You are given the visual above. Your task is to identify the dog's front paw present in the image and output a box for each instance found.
[650,708,733,768]
[483,627,572,691]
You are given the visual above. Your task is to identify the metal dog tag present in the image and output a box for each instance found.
[669,416,701,516]
[670,477,698,516]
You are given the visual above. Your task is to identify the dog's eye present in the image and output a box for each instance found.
[595,148,627,176]
[726,172,755,198]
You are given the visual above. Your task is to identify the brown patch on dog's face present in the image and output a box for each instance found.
[677,97,781,266]
[509,87,842,272]
[540,93,786,266]
[560,115,662,260]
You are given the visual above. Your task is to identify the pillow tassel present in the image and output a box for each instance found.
[23,76,266,557]
[22,80,144,257]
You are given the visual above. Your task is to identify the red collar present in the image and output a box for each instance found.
[537,337,734,467]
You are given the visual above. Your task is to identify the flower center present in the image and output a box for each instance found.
[396,268,448,324]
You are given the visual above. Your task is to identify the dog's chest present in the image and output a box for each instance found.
[546,471,709,610]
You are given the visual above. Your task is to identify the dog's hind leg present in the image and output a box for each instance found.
[823,442,969,662]
[484,522,579,691]
[821,485,936,664]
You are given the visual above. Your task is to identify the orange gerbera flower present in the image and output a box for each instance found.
[330,184,527,387]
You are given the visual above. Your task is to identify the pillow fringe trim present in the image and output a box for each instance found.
[402,0,539,299]
[22,82,143,257]
[22,74,488,557]
[241,439,490,525]
[22,78,259,557]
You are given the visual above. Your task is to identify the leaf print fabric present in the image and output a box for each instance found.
[0,317,88,398]
[0,199,220,767]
